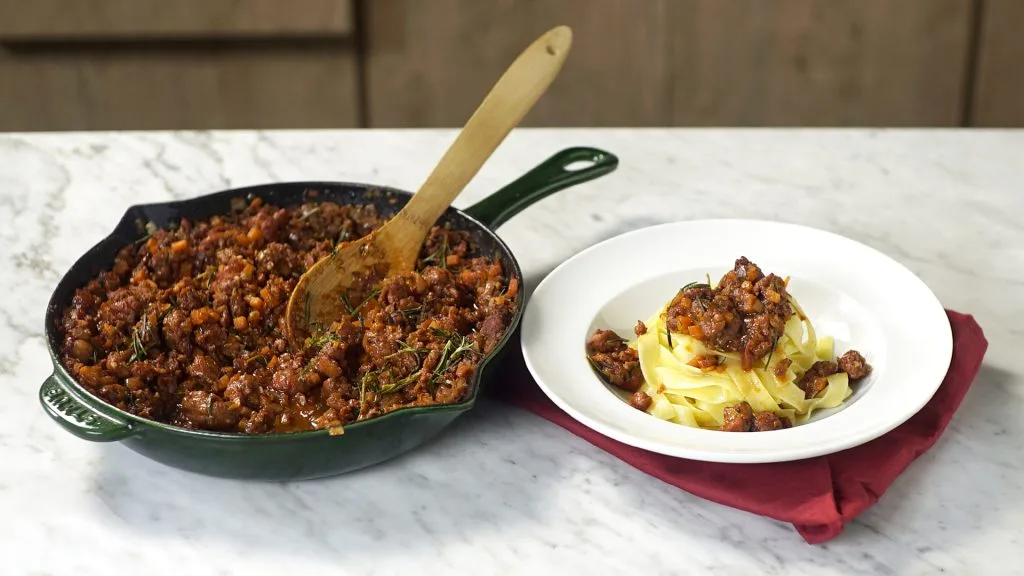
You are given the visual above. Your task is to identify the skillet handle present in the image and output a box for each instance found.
[464,146,618,229]
[39,373,136,442]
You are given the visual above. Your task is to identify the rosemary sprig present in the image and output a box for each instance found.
[378,369,421,394]
[598,331,627,345]
[429,328,477,390]
[340,288,381,316]
[359,370,376,412]
[128,317,150,363]
[401,298,435,326]
[333,228,351,249]
[397,338,423,354]
[158,303,176,322]
[399,304,422,321]
[307,326,337,350]
[422,234,449,269]
[245,355,269,367]
[587,355,610,380]
[339,293,353,315]
[694,298,707,314]
[764,336,781,369]
[359,329,478,404]
[133,222,159,245]
[194,265,217,289]
[357,288,381,314]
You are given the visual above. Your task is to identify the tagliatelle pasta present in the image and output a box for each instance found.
[585,257,873,432]
[633,298,850,428]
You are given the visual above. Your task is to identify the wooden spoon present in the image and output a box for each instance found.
[285,25,573,343]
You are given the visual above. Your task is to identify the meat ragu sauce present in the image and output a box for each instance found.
[585,257,872,432]
[58,195,518,435]
[665,256,792,371]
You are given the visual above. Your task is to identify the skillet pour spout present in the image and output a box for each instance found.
[39,146,618,481]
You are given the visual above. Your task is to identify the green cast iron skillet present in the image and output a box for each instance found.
[39,146,618,481]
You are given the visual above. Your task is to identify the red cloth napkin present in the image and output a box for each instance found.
[489,310,988,543]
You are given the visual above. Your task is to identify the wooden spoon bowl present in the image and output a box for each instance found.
[285,25,574,343]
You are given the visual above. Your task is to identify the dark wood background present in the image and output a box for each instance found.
[1,0,1020,131]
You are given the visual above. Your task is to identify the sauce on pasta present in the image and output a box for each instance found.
[586,257,872,432]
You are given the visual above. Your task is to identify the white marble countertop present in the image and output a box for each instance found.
[1,128,1022,575]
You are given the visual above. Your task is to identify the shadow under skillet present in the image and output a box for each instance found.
[91,403,568,562]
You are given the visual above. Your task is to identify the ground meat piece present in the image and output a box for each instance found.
[161,308,193,355]
[194,323,227,354]
[752,411,785,431]
[796,360,838,399]
[224,374,257,408]
[180,390,240,431]
[722,401,754,432]
[663,257,793,370]
[586,329,644,392]
[772,357,793,379]
[188,355,220,385]
[740,314,779,369]
[255,242,296,277]
[687,354,720,371]
[803,378,828,399]
[837,350,872,380]
[629,391,652,411]
[696,295,743,353]
[634,320,647,336]
[734,257,763,282]
[476,312,508,354]
[70,339,94,363]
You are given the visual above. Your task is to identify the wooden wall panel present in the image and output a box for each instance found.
[362,0,672,127]
[0,41,360,131]
[970,0,1024,126]
[0,0,354,40]
[362,0,975,128]
[668,0,973,126]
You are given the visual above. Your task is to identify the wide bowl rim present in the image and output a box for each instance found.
[44,180,525,441]
[521,218,954,463]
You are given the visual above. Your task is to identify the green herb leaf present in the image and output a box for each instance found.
[422,234,450,270]
[359,371,378,415]
[341,288,380,316]
[427,328,477,391]
[681,281,710,291]
[586,355,610,381]
[378,369,422,394]
[764,336,781,369]
[128,322,149,363]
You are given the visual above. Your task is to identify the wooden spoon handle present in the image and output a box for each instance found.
[378,25,573,262]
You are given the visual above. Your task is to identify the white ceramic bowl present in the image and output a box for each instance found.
[521,220,953,463]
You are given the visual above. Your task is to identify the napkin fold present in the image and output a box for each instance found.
[490,310,987,543]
